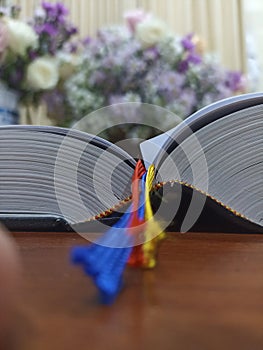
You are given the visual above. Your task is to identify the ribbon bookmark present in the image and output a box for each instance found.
[71,160,166,304]
[142,164,166,268]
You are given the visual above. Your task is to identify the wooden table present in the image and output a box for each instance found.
[9,232,263,350]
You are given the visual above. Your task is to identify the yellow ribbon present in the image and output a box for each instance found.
[142,164,166,268]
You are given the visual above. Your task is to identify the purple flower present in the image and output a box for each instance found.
[180,89,197,115]
[56,2,69,17]
[143,47,159,61]
[66,24,78,36]
[178,52,201,73]
[156,72,186,104]
[83,36,92,46]
[126,57,147,76]
[42,1,68,21]
[63,40,81,54]
[42,1,54,13]
[102,52,129,70]
[159,71,185,90]
[33,2,78,55]
[178,60,189,73]
[68,42,78,53]
[35,23,58,36]
[225,71,244,91]
[187,52,202,65]
[181,34,195,51]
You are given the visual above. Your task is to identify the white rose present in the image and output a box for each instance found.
[135,18,170,48]
[26,56,59,91]
[4,18,38,56]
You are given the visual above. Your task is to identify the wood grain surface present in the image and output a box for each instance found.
[7,232,263,350]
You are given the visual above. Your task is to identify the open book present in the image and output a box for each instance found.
[1,92,263,233]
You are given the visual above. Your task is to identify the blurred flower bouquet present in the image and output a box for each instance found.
[65,9,246,141]
[0,1,79,124]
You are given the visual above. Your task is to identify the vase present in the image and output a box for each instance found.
[19,102,53,126]
[0,82,19,125]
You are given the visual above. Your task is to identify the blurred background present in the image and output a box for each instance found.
[0,0,261,141]
[15,0,248,71]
